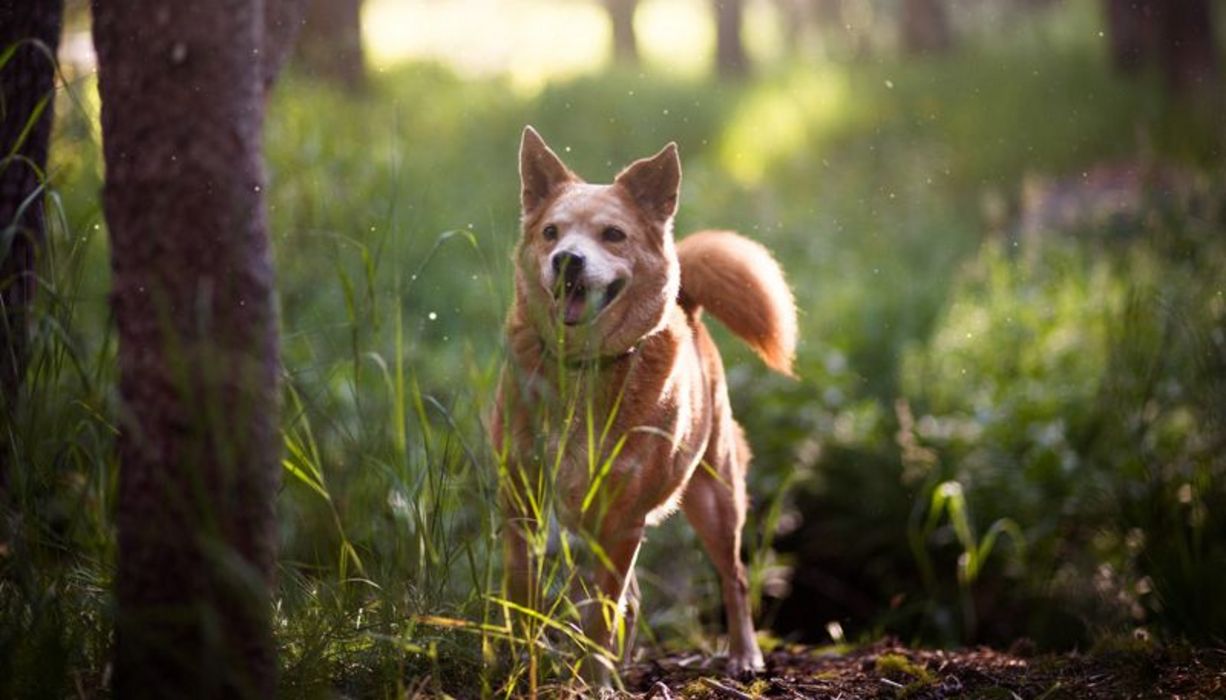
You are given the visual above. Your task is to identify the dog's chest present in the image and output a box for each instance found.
[549,423,629,528]
[546,399,706,531]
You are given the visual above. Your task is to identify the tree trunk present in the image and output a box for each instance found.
[901,0,952,55]
[714,0,750,78]
[1104,0,1218,94]
[296,0,367,90]
[1156,0,1217,93]
[605,0,641,67]
[1104,0,1157,75]
[773,0,823,57]
[0,0,63,451]
[91,0,299,695]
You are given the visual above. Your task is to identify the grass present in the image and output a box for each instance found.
[3,0,1225,694]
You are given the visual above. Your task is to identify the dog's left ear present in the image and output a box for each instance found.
[614,143,681,224]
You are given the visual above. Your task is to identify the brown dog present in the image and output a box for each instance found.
[491,126,796,680]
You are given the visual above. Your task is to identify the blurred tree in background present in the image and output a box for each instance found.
[1104,0,1218,94]
[713,0,750,77]
[605,0,642,66]
[296,0,367,89]
[901,0,951,54]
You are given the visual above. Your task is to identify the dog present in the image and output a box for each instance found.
[490,126,796,680]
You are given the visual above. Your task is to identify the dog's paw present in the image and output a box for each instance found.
[726,648,766,679]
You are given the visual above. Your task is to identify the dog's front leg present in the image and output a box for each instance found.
[492,374,543,615]
[502,510,537,612]
[579,520,645,684]
[499,469,540,613]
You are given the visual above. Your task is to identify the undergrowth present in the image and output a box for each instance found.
[2,1,1224,695]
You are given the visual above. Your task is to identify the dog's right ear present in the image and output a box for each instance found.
[520,126,575,217]
[614,142,681,225]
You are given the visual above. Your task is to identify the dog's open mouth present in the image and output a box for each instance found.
[557,277,626,326]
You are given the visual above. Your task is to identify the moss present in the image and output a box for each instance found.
[744,678,772,697]
[1088,629,1157,657]
[679,679,713,699]
[755,631,783,654]
[874,653,937,697]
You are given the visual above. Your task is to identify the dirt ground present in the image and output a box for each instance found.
[620,638,1226,699]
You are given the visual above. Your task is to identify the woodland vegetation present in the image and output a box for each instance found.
[1,0,1223,697]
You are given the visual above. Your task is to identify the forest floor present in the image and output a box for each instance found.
[619,639,1226,699]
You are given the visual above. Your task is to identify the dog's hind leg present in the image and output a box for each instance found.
[681,423,765,678]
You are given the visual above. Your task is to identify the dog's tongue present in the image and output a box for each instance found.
[564,289,587,325]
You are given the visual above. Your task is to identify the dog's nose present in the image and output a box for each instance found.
[551,251,585,276]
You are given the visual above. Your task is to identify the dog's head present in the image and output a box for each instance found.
[514,126,681,360]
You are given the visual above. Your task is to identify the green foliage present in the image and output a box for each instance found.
[898,214,1226,644]
[1,178,114,699]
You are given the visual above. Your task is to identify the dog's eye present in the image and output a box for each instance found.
[542,224,558,241]
[602,227,626,243]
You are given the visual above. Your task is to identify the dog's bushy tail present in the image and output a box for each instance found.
[677,230,797,376]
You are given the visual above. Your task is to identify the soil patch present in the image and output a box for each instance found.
[622,639,1226,699]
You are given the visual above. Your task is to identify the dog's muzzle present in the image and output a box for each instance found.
[551,253,626,326]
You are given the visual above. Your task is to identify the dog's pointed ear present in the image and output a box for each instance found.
[614,142,681,224]
[520,126,575,216]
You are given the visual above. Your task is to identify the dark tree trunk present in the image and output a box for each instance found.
[0,0,63,450]
[91,0,300,695]
[1105,0,1157,74]
[713,0,750,78]
[1104,0,1218,94]
[1156,0,1217,93]
[773,0,819,57]
[901,0,952,55]
[605,0,641,67]
[296,0,367,90]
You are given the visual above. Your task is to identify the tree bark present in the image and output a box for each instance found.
[91,0,297,695]
[1156,0,1217,93]
[713,0,750,78]
[773,0,816,57]
[605,0,641,67]
[0,0,63,449]
[1104,0,1218,94]
[1104,0,1157,75]
[295,0,367,90]
[902,0,952,55]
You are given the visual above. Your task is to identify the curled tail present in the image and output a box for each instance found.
[677,230,798,376]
